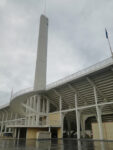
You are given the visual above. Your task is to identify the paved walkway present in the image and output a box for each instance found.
[0,139,113,150]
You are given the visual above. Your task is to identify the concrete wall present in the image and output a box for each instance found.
[37,131,51,139]
[92,122,113,140]
[57,128,62,138]
[26,128,48,139]
[48,113,61,126]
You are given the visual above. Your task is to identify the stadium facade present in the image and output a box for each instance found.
[0,14,113,141]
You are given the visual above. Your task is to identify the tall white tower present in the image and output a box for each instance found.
[34,15,48,91]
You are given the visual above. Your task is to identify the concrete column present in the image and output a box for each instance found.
[81,116,87,138]
[36,95,40,125]
[26,99,29,126]
[33,96,36,126]
[9,112,13,132]
[49,127,51,132]
[15,113,17,125]
[94,87,105,150]
[94,87,104,140]
[76,110,81,139]
[67,117,71,137]
[31,97,34,126]
[17,128,20,139]
[42,99,45,113]
[13,128,17,138]
[5,111,8,133]
[28,98,32,126]
[75,93,81,139]
[75,93,82,150]
[59,96,63,138]
[46,99,50,113]
[1,112,4,135]
[46,99,50,125]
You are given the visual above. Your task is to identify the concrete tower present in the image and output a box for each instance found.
[34,15,48,91]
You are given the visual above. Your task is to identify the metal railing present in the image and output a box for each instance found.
[2,118,61,127]
[47,57,113,90]
[10,57,113,102]
[11,87,33,100]
[6,118,47,127]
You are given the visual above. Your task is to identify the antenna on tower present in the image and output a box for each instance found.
[43,0,46,15]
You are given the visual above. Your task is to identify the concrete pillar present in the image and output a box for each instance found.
[81,116,87,138]
[75,93,81,139]
[28,98,31,126]
[49,127,51,132]
[36,95,40,125]
[1,112,4,136]
[67,117,71,137]
[34,15,48,91]
[59,96,63,138]
[9,112,13,132]
[42,99,45,113]
[46,99,50,113]
[5,111,8,133]
[94,87,104,140]
[94,87,105,150]
[76,110,81,139]
[26,99,29,126]
[17,128,20,139]
[15,113,17,125]
[33,97,36,126]
[13,128,17,138]
[46,99,50,125]
[75,93,82,150]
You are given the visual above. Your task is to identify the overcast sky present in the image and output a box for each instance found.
[0,0,113,105]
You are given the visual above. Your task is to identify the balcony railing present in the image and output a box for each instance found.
[0,118,61,128]
[5,118,47,127]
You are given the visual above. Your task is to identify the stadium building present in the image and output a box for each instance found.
[0,14,113,141]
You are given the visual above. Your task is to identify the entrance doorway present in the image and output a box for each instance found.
[51,128,58,138]
[16,128,27,139]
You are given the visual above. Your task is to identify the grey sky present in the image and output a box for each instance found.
[0,0,113,105]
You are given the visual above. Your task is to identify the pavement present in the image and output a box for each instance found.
[0,139,113,150]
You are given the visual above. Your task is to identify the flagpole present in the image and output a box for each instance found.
[105,28,113,58]
[107,37,113,57]
[10,88,13,102]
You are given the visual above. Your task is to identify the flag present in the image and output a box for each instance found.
[105,28,108,39]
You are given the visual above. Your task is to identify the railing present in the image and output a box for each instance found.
[46,57,113,90]
[11,87,33,100]
[6,118,47,127]
[6,118,26,126]
[1,118,61,127]
[10,57,113,102]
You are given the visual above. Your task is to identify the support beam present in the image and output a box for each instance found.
[68,84,88,106]
[87,77,110,102]
[44,95,59,109]
[94,86,104,140]
[59,95,63,138]
[81,116,87,138]
[5,111,8,133]
[21,103,37,114]
[87,78,105,150]
[1,112,4,135]
[17,128,20,139]
[36,95,41,125]
[52,89,69,110]
[75,93,81,139]
[67,116,71,137]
